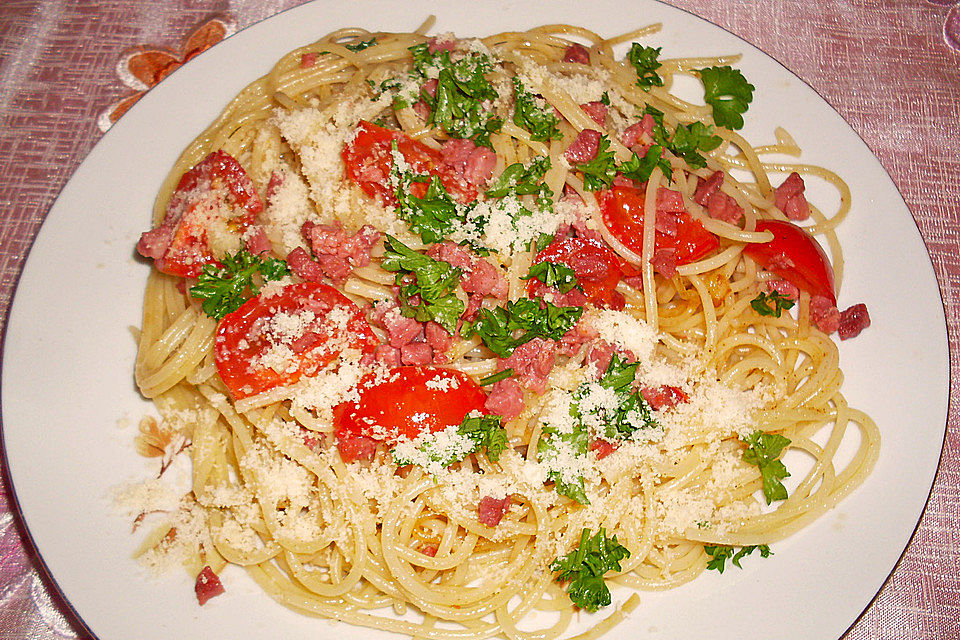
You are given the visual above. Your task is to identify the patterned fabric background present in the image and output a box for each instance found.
[0,1,957,638]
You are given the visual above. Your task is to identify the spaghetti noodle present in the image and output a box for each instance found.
[124,18,878,640]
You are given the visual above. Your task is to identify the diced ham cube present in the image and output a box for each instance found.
[400,342,433,365]
[590,439,618,459]
[243,225,272,255]
[337,433,378,463]
[838,303,870,340]
[195,566,225,605]
[765,278,800,300]
[565,129,602,164]
[774,172,810,221]
[810,295,841,334]
[428,36,458,53]
[300,52,319,68]
[650,248,679,277]
[501,338,557,394]
[640,385,689,410]
[622,114,655,148]
[562,43,591,64]
[580,101,608,126]
[478,495,512,526]
[484,377,524,420]
[440,139,496,186]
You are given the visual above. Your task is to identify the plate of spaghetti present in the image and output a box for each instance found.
[0,2,948,640]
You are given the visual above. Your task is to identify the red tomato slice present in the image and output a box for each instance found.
[214,282,377,399]
[138,150,263,278]
[597,185,719,265]
[742,219,836,305]
[342,120,477,206]
[530,236,634,308]
[333,366,487,448]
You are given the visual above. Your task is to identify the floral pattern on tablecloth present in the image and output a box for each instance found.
[97,16,235,132]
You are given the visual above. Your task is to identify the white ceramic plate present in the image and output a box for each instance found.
[1,1,948,639]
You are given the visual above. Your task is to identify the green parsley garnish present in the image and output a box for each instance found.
[189,248,290,320]
[479,369,514,386]
[579,354,659,441]
[345,38,377,52]
[392,413,509,469]
[513,78,562,142]
[742,430,792,504]
[550,528,631,612]
[575,134,618,191]
[751,291,796,317]
[618,143,672,184]
[458,414,509,462]
[704,544,772,573]
[627,43,664,90]
[380,235,464,334]
[522,261,579,294]
[408,43,503,147]
[698,65,755,130]
[462,298,583,358]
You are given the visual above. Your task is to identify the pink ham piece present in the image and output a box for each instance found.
[580,101,608,126]
[650,248,679,277]
[400,342,433,365]
[372,303,423,348]
[194,566,225,606]
[500,338,557,394]
[286,247,328,281]
[439,139,496,186]
[590,439,618,459]
[622,114,656,148]
[765,278,800,300]
[243,225,272,255]
[300,52,319,68]
[838,303,871,340]
[484,377,524,420]
[425,321,453,353]
[562,43,591,64]
[428,36,458,53]
[303,221,381,268]
[640,385,689,411]
[336,433,378,463]
[774,172,810,221]
[565,129,602,164]
[426,242,508,299]
[810,295,841,334]
[478,495,512,526]
[694,173,745,225]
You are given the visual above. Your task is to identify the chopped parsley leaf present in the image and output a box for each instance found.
[462,298,583,358]
[742,431,791,504]
[618,143,672,184]
[751,290,796,317]
[404,43,502,147]
[704,544,772,573]
[522,261,579,294]
[551,528,631,612]
[380,235,464,334]
[479,369,514,386]
[458,414,509,462]
[576,134,618,191]
[627,43,664,90]
[698,65,755,131]
[513,78,562,142]
[189,248,290,320]
[345,38,377,52]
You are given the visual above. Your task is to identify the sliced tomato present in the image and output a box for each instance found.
[597,185,719,265]
[342,120,477,206]
[137,150,263,278]
[742,219,836,305]
[214,282,377,399]
[530,236,636,308]
[333,366,487,451]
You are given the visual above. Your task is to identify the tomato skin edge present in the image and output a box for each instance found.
[214,282,377,400]
[333,365,488,447]
[743,219,837,305]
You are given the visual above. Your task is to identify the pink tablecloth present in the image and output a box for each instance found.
[0,1,957,638]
